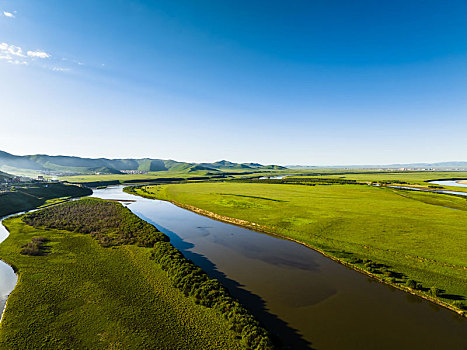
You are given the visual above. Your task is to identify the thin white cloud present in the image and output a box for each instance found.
[0,43,51,66]
[0,42,25,57]
[3,11,15,18]
[10,59,28,65]
[51,67,71,72]
[0,42,83,72]
[27,50,50,59]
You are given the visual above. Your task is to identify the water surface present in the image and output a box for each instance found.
[428,179,467,188]
[93,186,467,350]
[0,221,18,320]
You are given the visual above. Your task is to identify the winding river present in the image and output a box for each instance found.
[91,186,466,349]
[0,180,466,349]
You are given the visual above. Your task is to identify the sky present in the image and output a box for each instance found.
[0,0,466,165]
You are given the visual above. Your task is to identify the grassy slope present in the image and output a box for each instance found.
[131,182,467,312]
[0,183,92,217]
[0,217,243,350]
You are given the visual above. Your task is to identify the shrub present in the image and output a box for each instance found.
[20,236,48,256]
[430,287,441,297]
[452,300,466,310]
[406,279,417,289]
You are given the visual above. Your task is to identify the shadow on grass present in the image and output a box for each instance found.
[441,293,465,301]
[141,215,314,350]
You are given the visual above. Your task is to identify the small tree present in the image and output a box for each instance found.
[453,301,466,310]
[405,279,417,289]
[430,287,441,297]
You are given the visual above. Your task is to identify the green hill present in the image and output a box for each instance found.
[0,151,286,176]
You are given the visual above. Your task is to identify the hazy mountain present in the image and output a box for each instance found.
[199,160,287,171]
[0,151,286,175]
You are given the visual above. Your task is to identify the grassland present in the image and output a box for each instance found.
[290,171,467,192]
[0,183,92,217]
[61,170,216,184]
[127,182,467,315]
[0,199,272,349]
[60,169,295,187]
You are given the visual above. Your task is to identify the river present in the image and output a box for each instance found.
[0,219,18,321]
[90,186,466,350]
[1,182,466,348]
[428,179,467,188]
[389,179,467,197]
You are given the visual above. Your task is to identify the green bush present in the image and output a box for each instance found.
[452,300,466,310]
[20,236,48,256]
[406,279,417,289]
[430,287,441,297]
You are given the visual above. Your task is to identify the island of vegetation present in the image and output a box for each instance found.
[0,198,273,349]
[125,177,467,316]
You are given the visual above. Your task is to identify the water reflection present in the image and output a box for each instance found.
[93,186,467,350]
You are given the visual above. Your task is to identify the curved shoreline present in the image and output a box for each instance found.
[0,220,18,325]
[0,191,91,326]
[127,189,466,318]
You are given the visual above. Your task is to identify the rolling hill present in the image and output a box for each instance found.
[0,151,286,176]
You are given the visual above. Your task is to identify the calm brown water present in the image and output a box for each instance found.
[93,186,467,350]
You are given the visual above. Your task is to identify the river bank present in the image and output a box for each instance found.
[0,200,259,349]
[124,183,467,316]
[0,219,18,324]
[125,186,466,317]
[114,184,466,349]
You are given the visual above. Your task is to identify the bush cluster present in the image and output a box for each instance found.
[405,279,423,290]
[22,198,169,247]
[152,241,273,350]
[20,236,48,256]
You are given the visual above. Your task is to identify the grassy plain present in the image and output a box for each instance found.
[61,170,214,183]
[294,171,467,192]
[0,218,244,349]
[60,170,294,187]
[129,182,467,313]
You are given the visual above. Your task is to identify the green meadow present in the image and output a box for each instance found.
[61,170,215,183]
[0,199,272,349]
[128,182,467,313]
[293,171,467,191]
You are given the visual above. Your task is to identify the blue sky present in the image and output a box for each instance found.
[1,0,466,165]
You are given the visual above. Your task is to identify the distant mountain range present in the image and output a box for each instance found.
[0,150,286,176]
[287,161,467,169]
